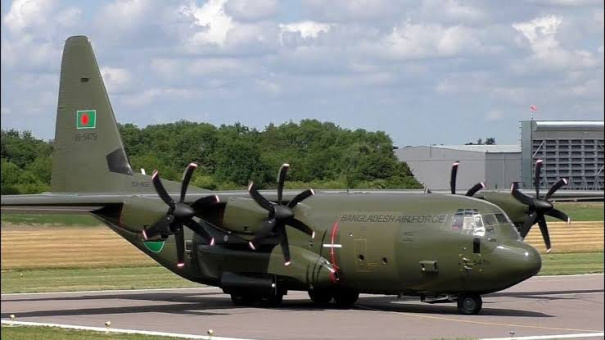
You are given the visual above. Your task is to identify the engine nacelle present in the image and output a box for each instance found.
[120,196,168,234]
[221,197,268,234]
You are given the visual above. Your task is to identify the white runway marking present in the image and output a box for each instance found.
[480,332,604,340]
[1,319,256,340]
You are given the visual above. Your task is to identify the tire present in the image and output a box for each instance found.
[457,293,482,315]
[260,293,283,307]
[230,293,256,306]
[308,289,333,305]
[333,289,359,308]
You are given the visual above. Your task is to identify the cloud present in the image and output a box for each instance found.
[3,0,55,34]
[302,0,400,22]
[279,21,332,46]
[182,0,234,47]
[101,67,132,94]
[513,15,600,70]
[1,0,603,146]
[224,0,277,21]
[379,22,485,59]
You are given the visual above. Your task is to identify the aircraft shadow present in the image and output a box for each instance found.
[4,287,587,319]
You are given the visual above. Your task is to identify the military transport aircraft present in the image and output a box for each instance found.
[2,36,562,315]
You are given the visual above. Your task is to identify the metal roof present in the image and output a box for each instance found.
[533,120,604,130]
[424,145,521,153]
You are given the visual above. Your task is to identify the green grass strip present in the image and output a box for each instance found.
[539,252,604,276]
[1,266,199,294]
[1,325,187,340]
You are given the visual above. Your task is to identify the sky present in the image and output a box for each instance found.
[1,0,603,147]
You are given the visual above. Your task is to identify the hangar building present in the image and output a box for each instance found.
[395,145,521,192]
[396,120,604,192]
[521,120,604,191]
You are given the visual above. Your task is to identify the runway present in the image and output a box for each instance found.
[2,274,603,340]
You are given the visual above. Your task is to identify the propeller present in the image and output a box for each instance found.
[510,159,571,253]
[141,163,219,268]
[247,163,315,266]
[450,161,485,196]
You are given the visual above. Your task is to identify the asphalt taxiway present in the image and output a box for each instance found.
[2,274,603,340]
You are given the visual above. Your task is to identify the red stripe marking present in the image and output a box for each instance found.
[329,222,340,282]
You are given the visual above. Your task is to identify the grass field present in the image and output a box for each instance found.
[1,267,199,294]
[547,202,604,222]
[1,325,188,340]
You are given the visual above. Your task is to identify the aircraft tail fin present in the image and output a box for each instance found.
[50,36,136,193]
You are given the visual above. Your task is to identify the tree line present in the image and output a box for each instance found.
[1,119,422,194]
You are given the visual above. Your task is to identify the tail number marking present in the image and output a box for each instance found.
[73,132,98,142]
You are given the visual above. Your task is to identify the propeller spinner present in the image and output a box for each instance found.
[247,163,315,266]
[510,159,571,253]
[141,163,219,268]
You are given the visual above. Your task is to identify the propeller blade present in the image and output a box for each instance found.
[174,227,185,268]
[278,224,291,266]
[287,189,315,208]
[511,183,533,206]
[180,163,197,203]
[546,208,571,224]
[248,182,274,213]
[537,217,551,253]
[152,170,175,209]
[277,163,290,205]
[190,195,219,213]
[287,218,315,238]
[534,159,543,198]
[143,215,174,240]
[544,178,568,201]
[521,211,539,238]
[248,219,276,250]
[450,161,459,195]
[465,182,485,197]
[185,220,215,245]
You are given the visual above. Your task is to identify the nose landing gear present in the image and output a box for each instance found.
[456,293,482,314]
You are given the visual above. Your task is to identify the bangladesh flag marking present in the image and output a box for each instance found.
[76,110,97,129]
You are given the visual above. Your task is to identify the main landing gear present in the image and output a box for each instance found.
[308,288,359,308]
[230,291,284,307]
[456,293,482,315]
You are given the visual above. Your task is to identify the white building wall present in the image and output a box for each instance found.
[396,146,487,191]
[485,152,522,190]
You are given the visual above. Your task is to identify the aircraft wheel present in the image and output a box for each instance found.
[333,289,359,308]
[456,293,482,314]
[230,293,256,306]
[308,289,333,305]
[260,293,283,307]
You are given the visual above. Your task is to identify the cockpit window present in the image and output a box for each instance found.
[451,209,519,239]
[450,209,494,237]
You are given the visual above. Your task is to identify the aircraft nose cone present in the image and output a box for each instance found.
[519,244,542,278]
[495,242,541,283]
[506,242,542,281]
